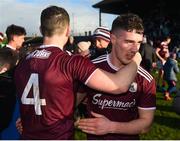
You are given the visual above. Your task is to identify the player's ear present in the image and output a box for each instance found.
[110,33,116,45]
[65,25,70,37]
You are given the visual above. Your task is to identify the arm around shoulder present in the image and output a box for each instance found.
[86,52,141,94]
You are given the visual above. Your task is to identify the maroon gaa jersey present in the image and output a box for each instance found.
[85,54,156,140]
[14,45,97,139]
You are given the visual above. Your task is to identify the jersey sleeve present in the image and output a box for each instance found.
[138,78,156,110]
[68,55,97,84]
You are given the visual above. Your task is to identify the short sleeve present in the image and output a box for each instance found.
[68,55,97,84]
[138,79,156,110]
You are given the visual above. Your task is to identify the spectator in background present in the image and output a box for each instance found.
[89,26,111,60]
[1,24,26,66]
[0,49,17,74]
[0,24,26,139]
[77,41,91,57]
[4,24,26,58]
[0,32,3,43]
[139,35,156,73]
[0,48,18,137]
[76,27,111,118]
[0,32,5,48]
[155,36,171,90]
[163,52,179,100]
[76,13,156,140]
[64,35,77,54]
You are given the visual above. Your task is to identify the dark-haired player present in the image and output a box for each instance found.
[77,13,156,140]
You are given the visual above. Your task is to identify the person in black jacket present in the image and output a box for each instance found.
[139,35,156,73]
[0,49,17,132]
[0,24,26,139]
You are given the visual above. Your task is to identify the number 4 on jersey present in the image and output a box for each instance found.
[21,73,46,115]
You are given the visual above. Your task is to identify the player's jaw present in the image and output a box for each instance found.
[122,52,136,65]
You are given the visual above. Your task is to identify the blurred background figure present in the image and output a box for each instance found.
[0,48,18,136]
[89,26,111,60]
[0,48,17,74]
[0,32,5,48]
[64,35,77,54]
[139,35,156,73]
[77,41,91,57]
[0,49,18,139]
[163,52,179,100]
[155,36,171,91]
[3,24,26,64]
[5,24,26,52]
[75,27,112,119]
[0,24,26,140]
[0,32,4,44]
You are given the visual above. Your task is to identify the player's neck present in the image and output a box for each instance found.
[7,42,17,50]
[43,35,67,50]
[109,52,124,69]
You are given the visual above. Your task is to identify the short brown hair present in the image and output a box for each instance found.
[6,24,26,41]
[111,13,144,34]
[40,6,70,37]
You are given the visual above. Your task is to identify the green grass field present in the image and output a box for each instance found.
[140,92,180,139]
[140,68,180,140]
[75,67,180,140]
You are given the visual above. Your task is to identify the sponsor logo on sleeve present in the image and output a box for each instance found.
[129,82,137,93]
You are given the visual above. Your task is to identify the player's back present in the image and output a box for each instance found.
[15,46,76,139]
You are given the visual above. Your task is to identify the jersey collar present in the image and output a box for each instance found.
[39,44,63,50]
[6,44,16,50]
[107,54,120,71]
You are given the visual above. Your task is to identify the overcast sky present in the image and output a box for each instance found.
[0,0,117,36]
